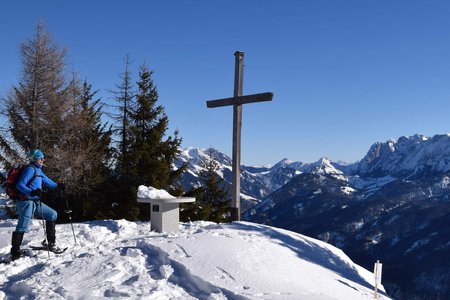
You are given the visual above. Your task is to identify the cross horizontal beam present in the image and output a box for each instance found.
[206,92,273,108]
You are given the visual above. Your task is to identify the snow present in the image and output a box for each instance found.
[1,180,391,300]
[313,189,323,195]
[348,175,396,192]
[137,185,175,199]
[406,238,431,254]
[0,217,391,299]
[359,134,450,176]
[308,158,343,176]
[340,186,356,195]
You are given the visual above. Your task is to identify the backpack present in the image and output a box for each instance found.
[6,164,36,200]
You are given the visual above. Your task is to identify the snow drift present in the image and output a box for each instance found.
[0,218,389,299]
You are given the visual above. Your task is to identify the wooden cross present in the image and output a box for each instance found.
[206,51,273,221]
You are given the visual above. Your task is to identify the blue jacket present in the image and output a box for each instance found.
[16,162,58,200]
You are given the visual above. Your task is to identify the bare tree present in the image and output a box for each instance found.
[0,21,112,220]
[0,20,71,165]
[109,54,135,176]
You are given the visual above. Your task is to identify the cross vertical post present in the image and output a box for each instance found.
[232,51,244,221]
[206,51,273,222]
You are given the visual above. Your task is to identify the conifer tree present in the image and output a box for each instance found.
[108,55,136,219]
[127,64,185,220]
[64,81,113,220]
[181,148,230,223]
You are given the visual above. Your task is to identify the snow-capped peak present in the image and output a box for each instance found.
[306,157,344,176]
[358,134,450,177]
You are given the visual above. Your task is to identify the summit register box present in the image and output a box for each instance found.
[137,197,195,232]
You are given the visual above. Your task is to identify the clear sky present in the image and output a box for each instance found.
[2,1,450,165]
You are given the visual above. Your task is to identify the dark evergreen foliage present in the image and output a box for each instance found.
[62,81,113,221]
[108,55,137,220]
[111,63,185,220]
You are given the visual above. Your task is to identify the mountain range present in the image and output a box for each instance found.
[176,134,450,300]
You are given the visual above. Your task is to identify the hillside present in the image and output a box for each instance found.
[0,216,389,299]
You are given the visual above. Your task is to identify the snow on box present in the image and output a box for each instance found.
[137,185,175,199]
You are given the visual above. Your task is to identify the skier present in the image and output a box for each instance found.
[11,149,62,260]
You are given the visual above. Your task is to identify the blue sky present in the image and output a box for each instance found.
[2,1,450,165]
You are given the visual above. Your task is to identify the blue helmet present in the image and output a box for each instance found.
[28,149,45,161]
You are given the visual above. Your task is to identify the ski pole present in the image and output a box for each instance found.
[38,199,51,259]
[66,210,77,245]
[61,185,77,245]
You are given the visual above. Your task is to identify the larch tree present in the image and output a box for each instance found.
[0,21,70,166]
[0,21,113,220]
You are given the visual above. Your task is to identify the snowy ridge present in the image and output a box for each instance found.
[176,147,309,203]
[0,219,389,299]
[177,134,450,204]
[357,134,450,176]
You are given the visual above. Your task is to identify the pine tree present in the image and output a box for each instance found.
[181,148,230,223]
[127,64,185,220]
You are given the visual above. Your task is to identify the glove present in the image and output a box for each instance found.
[30,188,42,197]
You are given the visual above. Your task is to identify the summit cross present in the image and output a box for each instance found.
[206,51,273,221]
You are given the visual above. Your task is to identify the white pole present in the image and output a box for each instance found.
[374,260,382,299]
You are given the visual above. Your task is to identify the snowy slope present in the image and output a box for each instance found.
[0,218,389,300]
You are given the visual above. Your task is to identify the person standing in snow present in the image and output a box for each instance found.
[11,149,62,260]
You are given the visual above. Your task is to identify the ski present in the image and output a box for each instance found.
[29,245,68,254]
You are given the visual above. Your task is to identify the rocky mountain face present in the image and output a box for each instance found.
[177,134,450,300]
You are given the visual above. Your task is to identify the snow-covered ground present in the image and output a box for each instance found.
[0,216,390,299]
[0,186,390,299]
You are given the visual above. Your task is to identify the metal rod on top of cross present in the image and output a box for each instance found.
[206,51,273,221]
